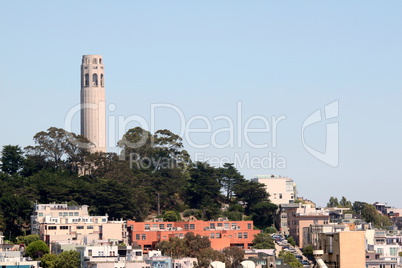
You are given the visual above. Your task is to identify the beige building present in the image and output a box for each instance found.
[31,204,126,248]
[81,55,106,152]
[286,204,330,247]
[317,231,366,268]
[252,175,296,205]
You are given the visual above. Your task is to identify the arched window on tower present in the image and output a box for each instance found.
[93,58,97,64]
[100,74,104,87]
[92,73,98,86]
[99,58,102,64]
[85,58,89,64]
[84,74,89,87]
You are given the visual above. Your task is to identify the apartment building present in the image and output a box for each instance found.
[127,220,260,252]
[286,204,330,247]
[31,204,127,247]
[252,175,296,206]
[317,231,366,268]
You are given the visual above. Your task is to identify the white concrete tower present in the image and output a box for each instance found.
[80,55,106,152]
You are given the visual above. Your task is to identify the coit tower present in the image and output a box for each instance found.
[80,55,106,152]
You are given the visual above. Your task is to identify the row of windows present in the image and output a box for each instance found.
[84,73,104,87]
[58,212,80,217]
[84,58,102,65]
[47,225,94,230]
[136,234,147,240]
[144,224,173,230]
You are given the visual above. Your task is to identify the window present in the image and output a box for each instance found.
[74,212,79,216]
[77,226,84,229]
[190,224,195,230]
[59,212,63,216]
[247,223,252,229]
[98,251,104,256]
[102,218,106,223]
[159,224,165,230]
[136,234,140,240]
[69,212,73,216]
[279,193,283,199]
[244,232,248,239]
[48,226,57,230]
[93,58,97,64]
[232,223,237,229]
[184,224,189,230]
[210,233,215,239]
[101,74,104,87]
[145,224,150,230]
[238,233,243,238]
[153,224,158,229]
[210,223,215,229]
[390,247,398,256]
[92,73,98,86]
[84,74,89,87]
[179,233,183,238]
[99,58,102,64]
[224,223,229,229]
[141,234,146,240]
[60,226,68,230]
[87,226,93,229]
[377,248,383,254]
[216,233,221,238]
[167,224,172,228]
[38,212,43,217]
[217,223,223,227]
[88,250,92,256]
[63,212,68,216]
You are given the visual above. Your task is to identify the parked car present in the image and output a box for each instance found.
[301,260,310,267]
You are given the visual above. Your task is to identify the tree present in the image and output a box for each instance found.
[339,196,352,209]
[25,240,49,259]
[287,236,296,247]
[185,232,211,257]
[0,145,24,175]
[361,204,392,228]
[218,163,245,200]
[250,201,278,229]
[233,180,269,214]
[327,196,339,207]
[252,233,275,249]
[53,250,80,268]
[0,193,32,238]
[25,127,91,171]
[16,234,39,246]
[353,201,367,214]
[279,251,302,267]
[162,211,180,222]
[40,253,57,268]
[303,244,314,258]
[223,246,244,268]
[196,247,225,268]
[186,162,223,220]
[264,227,277,234]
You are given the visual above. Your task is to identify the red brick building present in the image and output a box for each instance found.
[127,220,260,252]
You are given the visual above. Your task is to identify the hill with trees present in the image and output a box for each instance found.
[0,126,277,239]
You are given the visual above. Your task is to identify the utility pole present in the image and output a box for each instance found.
[157,194,161,216]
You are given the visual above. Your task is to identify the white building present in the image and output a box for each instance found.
[31,204,127,248]
[0,233,39,268]
[81,54,106,152]
[252,175,296,205]
[77,245,143,268]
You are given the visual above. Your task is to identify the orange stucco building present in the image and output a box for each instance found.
[127,220,260,252]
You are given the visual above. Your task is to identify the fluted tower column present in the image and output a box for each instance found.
[80,55,106,152]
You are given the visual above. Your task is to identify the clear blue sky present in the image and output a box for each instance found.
[1,1,401,207]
